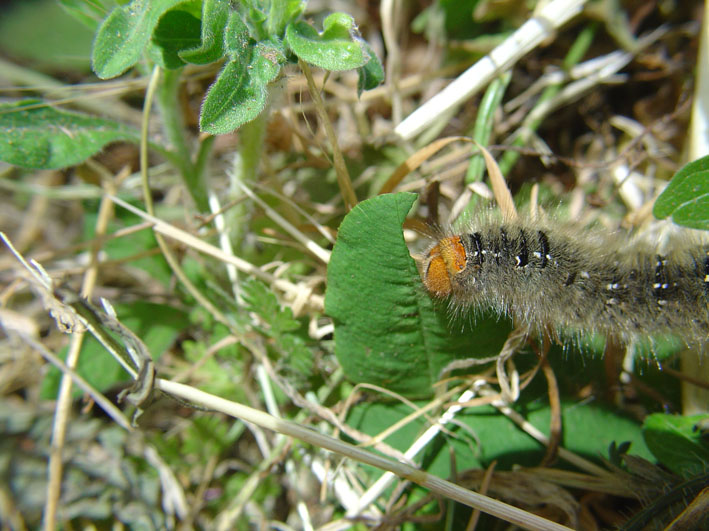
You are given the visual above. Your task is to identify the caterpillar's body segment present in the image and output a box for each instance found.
[422,220,709,344]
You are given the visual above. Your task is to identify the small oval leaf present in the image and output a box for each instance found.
[285,13,367,71]
[643,413,709,478]
[653,155,709,230]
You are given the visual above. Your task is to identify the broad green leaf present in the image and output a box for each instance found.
[179,0,230,64]
[348,398,652,477]
[41,302,188,399]
[643,413,709,478]
[147,9,202,69]
[357,39,384,95]
[0,100,139,169]
[653,155,709,230]
[285,13,367,71]
[92,0,185,79]
[325,193,511,397]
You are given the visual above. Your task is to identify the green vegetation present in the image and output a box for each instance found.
[0,1,707,529]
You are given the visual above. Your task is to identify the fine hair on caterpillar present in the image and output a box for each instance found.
[420,213,709,348]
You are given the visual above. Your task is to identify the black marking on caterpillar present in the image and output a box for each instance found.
[421,218,709,346]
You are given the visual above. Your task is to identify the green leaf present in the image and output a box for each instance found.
[241,278,314,378]
[348,399,652,476]
[285,13,367,71]
[179,0,230,65]
[92,0,186,79]
[224,10,251,58]
[147,9,202,69]
[643,413,709,478]
[0,100,140,169]
[357,39,384,95]
[265,0,305,37]
[325,193,511,397]
[242,279,300,337]
[653,155,709,230]
[199,40,284,135]
[251,39,286,83]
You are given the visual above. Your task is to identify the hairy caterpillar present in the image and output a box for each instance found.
[421,216,709,346]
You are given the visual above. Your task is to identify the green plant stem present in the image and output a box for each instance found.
[141,67,232,329]
[498,23,597,176]
[194,135,216,182]
[155,68,208,211]
[228,107,270,249]
[300,60,358,210]
[236,111,269,184]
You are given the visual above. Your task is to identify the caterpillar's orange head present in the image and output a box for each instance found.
[422,236,467,297]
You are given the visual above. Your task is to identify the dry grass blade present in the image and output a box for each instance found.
[476,140,518,221]
[379,136,470,194]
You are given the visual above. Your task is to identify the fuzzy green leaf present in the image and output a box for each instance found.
[199,40,284,135]
[653,155,709,230]
[325,193,511,397]
[251,39,286,82]
[224,10,251,58]
[357,39,384,95]
[179,0,230,65]
[285,13,367,71]
[643,413,709,478]
[0,100,140,169]
[265,0,304,37]
[200,56,264,134]
[147,9,202,69]
[92,0,185,79]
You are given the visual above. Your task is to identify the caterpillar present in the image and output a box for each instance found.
[421,217,709,347]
